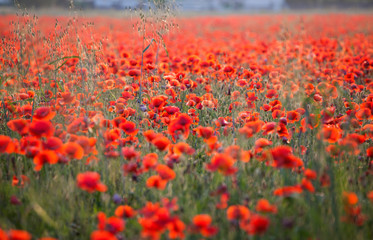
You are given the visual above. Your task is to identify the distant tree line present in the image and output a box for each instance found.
[12,0,373,9]
[286,0,373,9]
[14,0,70,8]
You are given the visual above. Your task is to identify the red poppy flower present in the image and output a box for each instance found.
[146,175,167,190]
[106,217,125,234]
[156,164,176,181]
[262,104,271,112]
[164,106,180,115]
[319,127,342,143]
[256,199,277,214]
[8,229,32,240]
[121,147,139,160]
[7,119,29,135]
[304,169,317,180]
[296,108,306,115]
[144,130,158,142]
[120,91,134,101]
[313,93,323,102]
[254,138,272,151]
[167,217,186,239]
[142,153,158,171]
[206,153,237,175]
[241,150,252,163]
[0,135,16,154]
[193,214,212,229]
[105,129,121,142]
[356,108,372,120]
[29,120,54,138]
[362,124,373,138]
[0,229,7,240]
[112,117,126,128]
[270,146,303,168]
[262,122,278,135]
[343,192,358,205]
[74,136,97,155]
[77,172,107,193]
[128,69,141,77]
[119,121,138,136]
[326,145,341,158]
[216,192,229,209]
[367,191,373,203]
[301,114,320,130]
[246,92,258,101]
[239,120,263,138]
[205,135,221,151]
[272,110,285,119]
[172,142,195,156]
[19,104,32,118]
[152,136,171,151]
[339,138,360,155]
[150,96,167,110]
[273,185,303,196]
[345,133,365,144]
[59,92,75,105]
[246,214,270,235]
[90,230,116,240]
[192,214,218,237]
[301,178,315,193]
[168,113,193,140]
[43,137,63,151]
[277,122,289,138]
[33,150,59,171]
[115,205,137,218]
[316,82,338,99]
[367,147,373,158]
[195,126,214,139]
[265,89,278,99]
[286,110,301,123]
[305,83,315,96]
[227,205,250,221]
[62,142,84,160]
[33,107,56,121]
[341,191,365,226]
[223,65,234,74]
[320,172,331,187]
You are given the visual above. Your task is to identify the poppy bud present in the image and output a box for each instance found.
[282,217,295,229]
[10,195,21,205]
[279,117,287,125]
[282,136,289,144]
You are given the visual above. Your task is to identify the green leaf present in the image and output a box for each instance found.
[48,56,80,66]
[142,38,155,54]
[157,32,169,57]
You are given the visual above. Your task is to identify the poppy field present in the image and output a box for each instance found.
[0,13,373,240]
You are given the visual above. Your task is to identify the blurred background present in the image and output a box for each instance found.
[1,0,373,12]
